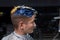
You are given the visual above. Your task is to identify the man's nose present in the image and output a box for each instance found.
[34,22,36,28]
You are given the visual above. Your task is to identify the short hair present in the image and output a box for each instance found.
[11,6,37,29]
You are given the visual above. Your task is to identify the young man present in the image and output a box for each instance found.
[2,6,38,40]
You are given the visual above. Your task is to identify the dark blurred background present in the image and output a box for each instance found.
[0,0,60,40]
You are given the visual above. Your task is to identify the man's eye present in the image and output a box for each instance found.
[31,21,35,23]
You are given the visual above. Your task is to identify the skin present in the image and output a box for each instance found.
[15,15,36,35]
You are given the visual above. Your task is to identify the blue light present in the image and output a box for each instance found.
[13,8,36,17]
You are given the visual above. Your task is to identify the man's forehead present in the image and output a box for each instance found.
[28,15,36,22]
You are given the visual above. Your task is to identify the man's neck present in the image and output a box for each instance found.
[14,29,27,35]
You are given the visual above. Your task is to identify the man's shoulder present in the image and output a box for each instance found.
[1,33,14,40]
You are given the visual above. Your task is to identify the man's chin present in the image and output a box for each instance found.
[29,30,34,33]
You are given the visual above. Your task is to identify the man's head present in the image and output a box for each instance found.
[11,6,37,34]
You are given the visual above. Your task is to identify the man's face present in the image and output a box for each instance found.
[23,15,36,33]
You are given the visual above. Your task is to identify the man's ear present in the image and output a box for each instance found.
[18,21,26,30]
[18,21,23,29]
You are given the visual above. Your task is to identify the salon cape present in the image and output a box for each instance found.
[2,32,34,40]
